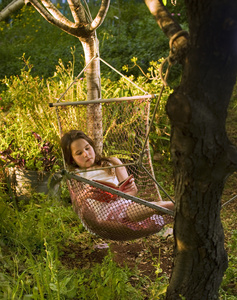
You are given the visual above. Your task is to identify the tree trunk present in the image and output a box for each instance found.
[81,34,103,155]
[8,0,109,155]
[165,1,237,299]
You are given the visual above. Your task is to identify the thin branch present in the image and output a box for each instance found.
[0,0,24,22]
[28,0,94,38]
[68,0,87,24]
[90,0,110,31]
[28,0,74,27]
[41,0,73,26]
[82,0,93,22]
[144,0,189,63]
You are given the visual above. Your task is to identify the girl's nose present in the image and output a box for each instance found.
[83,151,88,157]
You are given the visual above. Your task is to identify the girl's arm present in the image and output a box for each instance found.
[110,157,138,196]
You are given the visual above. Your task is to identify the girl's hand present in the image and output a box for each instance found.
[110,156,138,196]
[122,177,138,196]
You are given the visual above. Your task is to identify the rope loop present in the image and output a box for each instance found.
[169,30,189,64]
[159,30,189,86]
[169,30,189,54]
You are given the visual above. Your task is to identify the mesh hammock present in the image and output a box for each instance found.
[51,95,174,241]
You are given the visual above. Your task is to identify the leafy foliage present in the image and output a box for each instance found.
[0,0,187,84]
[0,54,171,175]
[0,133,56,171]
[0,5,83,82]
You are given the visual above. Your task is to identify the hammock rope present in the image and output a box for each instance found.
[222,194,237,208]
[51,56,175,240]
[49,94,155,107]
[51,95,174,204]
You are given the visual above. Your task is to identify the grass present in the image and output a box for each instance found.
[0,190,165,299]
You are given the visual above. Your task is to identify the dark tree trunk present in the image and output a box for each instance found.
[166,1,237,299]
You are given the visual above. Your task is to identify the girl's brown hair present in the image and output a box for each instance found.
[61,130,111,170]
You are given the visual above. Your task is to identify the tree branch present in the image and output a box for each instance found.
[27,0,96,39]
[28,0,81,37]
[0,0,24,22]
[41,0,73,26]
[68,0,87,25]
[90,0,110,31]
[28,0,74,28]
[1,0,109,40]
[144,0,189,63]
[145,0,182,38]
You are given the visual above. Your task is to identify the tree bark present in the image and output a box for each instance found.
[81,35,103,154]
[165,1,237,299]
[144,0,188,64]
[0,0,24,21]
[23,0,110,152]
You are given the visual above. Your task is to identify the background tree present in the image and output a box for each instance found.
[0,1,172,82]
[145,0,237,299]
[25,0,110,153]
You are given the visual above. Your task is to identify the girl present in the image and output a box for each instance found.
[61,130,174,231]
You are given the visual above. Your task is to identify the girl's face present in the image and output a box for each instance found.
[70,138,95,169]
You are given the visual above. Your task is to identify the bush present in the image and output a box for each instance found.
[0,0,188,85]
[0,5,83,82]
[0,55,171,174]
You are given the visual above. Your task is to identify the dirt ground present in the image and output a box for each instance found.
[61,223,174,280]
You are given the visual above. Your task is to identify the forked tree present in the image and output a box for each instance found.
[9,0,110,153]
[1,0,237,299]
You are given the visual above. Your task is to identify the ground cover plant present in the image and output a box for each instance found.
[0,180,236,299]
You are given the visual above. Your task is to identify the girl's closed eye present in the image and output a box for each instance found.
[70,138,96,168]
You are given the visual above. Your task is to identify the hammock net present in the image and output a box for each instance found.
[54,96,173,240]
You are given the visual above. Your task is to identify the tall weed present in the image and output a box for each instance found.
[0,190,151,299]
[219,230,237,299]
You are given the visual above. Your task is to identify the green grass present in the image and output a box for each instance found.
[0,188,170,299]
[0,172,236,299]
